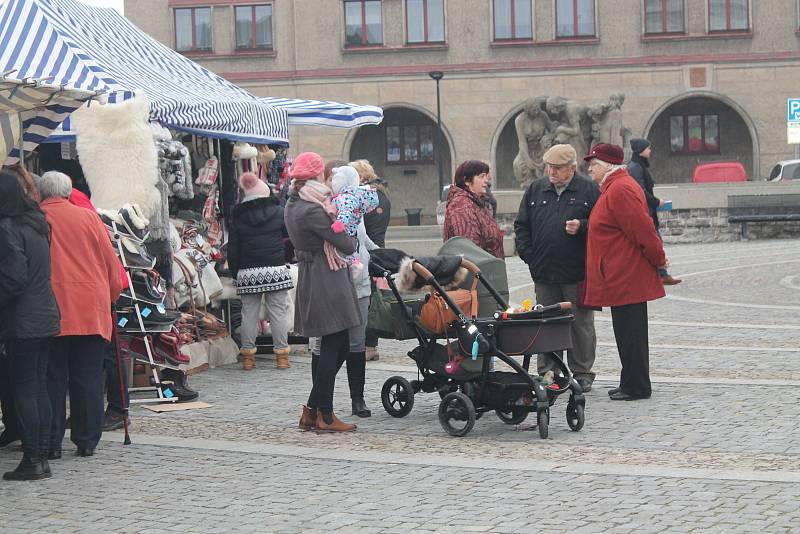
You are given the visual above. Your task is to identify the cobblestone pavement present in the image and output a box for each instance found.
[1,239,799,533]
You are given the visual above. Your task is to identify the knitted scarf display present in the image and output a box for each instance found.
[295,179,348,272]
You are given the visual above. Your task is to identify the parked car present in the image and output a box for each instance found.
[767,159,800,182]
[692,162,747,183]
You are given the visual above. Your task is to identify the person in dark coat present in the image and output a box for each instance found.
[228,172,293,371]
[0,171,61,481]
[627,138,681,285]
[583,144,668,401]
[514,144,600,391]
[284,152,361,433]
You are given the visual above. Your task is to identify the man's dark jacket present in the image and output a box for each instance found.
[227,196,287,278]
[363,178,391,247]
[514,173,600,284]
[627,154,661,230]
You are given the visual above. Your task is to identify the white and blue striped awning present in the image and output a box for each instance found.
[0,0,289,162]
[260,97,383,128]
[0,75,100,164]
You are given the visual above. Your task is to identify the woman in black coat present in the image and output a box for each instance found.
[0,171,61,481]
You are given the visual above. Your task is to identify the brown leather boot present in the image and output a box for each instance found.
[299,405,316,431]
[315,411,357,433]
[274,347,290,369]
[240,347,256,371]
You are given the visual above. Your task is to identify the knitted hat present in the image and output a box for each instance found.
[583,143,625,165]
[290,152,325,181]
[330,166,360,195]
[543,144,577,166]
[630,138,651,155]
[239,172,270,198]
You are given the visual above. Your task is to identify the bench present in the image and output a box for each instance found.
[727,194,800,239]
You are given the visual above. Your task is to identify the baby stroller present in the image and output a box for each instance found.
[368,249,586,439]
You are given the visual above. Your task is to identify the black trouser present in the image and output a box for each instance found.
[307,330,349,413]
[610,302,652,397]
[310,347,366,401]
[7,338,52,458]
[103,335,128,416]
[364,332,379,349]
[48,335,106,451]
[0,345,20,439]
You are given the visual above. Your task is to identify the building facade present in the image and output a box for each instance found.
[126,0,800,217]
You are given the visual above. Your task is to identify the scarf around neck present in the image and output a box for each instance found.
[295,179,348,271]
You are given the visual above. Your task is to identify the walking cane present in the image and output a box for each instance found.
[111,310,131,445]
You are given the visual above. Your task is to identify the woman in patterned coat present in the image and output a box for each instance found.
[442,160,505,259]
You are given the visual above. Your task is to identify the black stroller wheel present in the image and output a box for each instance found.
[381,376,415,418]
[537,408,549,439]
[438,384,458,400]
[566,402,585,431]
[438,392,476,437]
[495,409,529,425]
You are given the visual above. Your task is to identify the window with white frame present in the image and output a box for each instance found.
[644,0,684,34]
[174,7,212,52]
[555,0,595,38]
[494,0,533,40]
[708,0,749,32]
[406,0,445,44]
[235,5,273,49]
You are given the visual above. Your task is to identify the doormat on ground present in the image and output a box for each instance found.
[143,402,213,413]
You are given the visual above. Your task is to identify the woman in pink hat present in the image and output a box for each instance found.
[283,152,361,433]
[582,143,669,401]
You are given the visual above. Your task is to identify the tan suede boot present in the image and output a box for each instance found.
[315,411,357,433]
[298,405,316,431]
[240,347,257,371]
[274,347,290,369]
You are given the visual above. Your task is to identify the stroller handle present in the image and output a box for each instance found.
[411,258,480,282]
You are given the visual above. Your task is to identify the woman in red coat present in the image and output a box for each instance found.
[582,144,668,401]
[442,160,504,259]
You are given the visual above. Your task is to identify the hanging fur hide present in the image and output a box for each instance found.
[72,91,160,218]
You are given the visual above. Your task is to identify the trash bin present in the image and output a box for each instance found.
[405,208,422,226]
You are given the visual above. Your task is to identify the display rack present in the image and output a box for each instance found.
[110,221,178,405]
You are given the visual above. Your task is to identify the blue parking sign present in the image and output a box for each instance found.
[788,99,800,122]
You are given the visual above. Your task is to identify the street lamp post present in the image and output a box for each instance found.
[429,70,444,197]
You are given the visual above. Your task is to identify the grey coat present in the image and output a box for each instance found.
[284,192,362,337]
[353,221,378,299]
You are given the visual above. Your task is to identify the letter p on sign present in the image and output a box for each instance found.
[789,99,800,122]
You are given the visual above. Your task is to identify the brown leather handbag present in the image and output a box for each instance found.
[418,276,479,334]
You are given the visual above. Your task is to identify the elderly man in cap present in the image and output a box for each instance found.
[514,143,600,392]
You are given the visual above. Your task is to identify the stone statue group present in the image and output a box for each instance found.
[513,94,631,186]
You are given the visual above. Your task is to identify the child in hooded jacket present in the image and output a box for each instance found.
[329,166,379,277]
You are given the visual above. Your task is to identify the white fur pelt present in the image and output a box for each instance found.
[72,91,160,218]
[397,256,468,292]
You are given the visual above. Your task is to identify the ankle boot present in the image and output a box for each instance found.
[41,455,51,474]
[351,398,371,418]
[299,405,316,431]
[240,347,257,371]
[274,347,290,369]
[315,411,357,433]
[3,455,51,481]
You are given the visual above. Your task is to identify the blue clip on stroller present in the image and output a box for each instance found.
[368,248,586,439]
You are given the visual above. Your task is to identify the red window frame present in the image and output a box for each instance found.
[405,0,445,44]
[493,0,533,41]
[174,7,212,52]
[708,0,749,32]
[669,114,721,155]
[555,0,596,38]
[234,4,273,50]
[385,124,435,165]
[644,0,685,34]
[344,0,383,48]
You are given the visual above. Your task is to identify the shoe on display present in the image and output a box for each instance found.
[129,271,166,303]
[119,204,150,242]
[119,237,156,270]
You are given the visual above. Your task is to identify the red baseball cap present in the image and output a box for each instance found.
[583,143,625,165]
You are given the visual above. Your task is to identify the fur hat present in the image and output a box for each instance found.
[630,138,651,155]
[239,172,270,198]
[543,144,577,166]
[257,145,276,164]
[330,166,360,195]
[583,143,625,165]
[232,142,258,161]
[290,152,325,181]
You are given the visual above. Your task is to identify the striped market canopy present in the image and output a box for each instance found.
[0,0,289,162]
[260,97,383,128]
